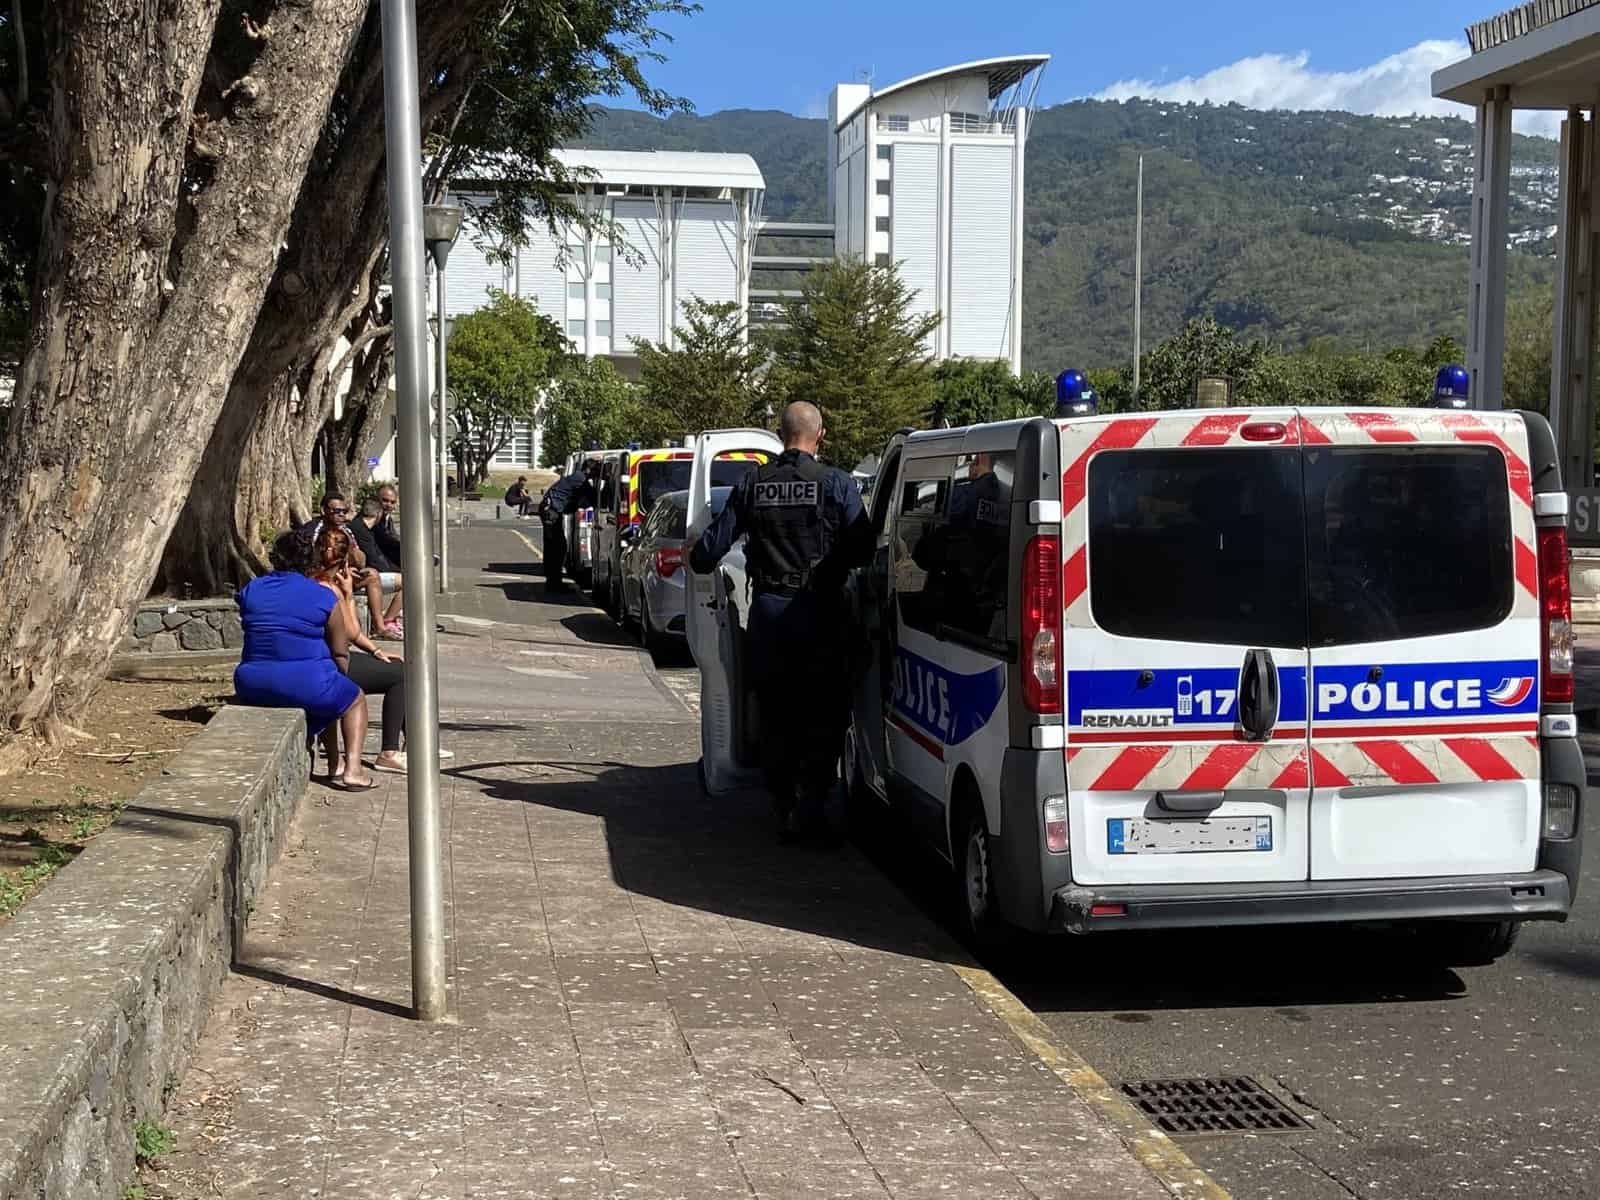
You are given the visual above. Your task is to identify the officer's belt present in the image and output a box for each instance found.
[752,570,810,597]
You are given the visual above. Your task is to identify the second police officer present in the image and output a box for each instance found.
[538,458,600,594]
[690,401,874,846]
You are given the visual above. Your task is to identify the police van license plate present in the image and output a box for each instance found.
[1107,816,1272,855]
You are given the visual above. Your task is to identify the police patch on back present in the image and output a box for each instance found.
[754,479,820,507]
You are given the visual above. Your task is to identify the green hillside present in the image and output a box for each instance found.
[577,99,1558,371]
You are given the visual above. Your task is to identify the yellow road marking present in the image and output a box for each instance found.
[510,529,543,562]
[950,963,1233,1200]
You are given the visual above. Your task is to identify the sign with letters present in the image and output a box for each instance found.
[1569,489,1600,546]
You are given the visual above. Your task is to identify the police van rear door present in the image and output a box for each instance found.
[1301,409,1541,880]
[1064,411,1313,886]
[685,428,784,795]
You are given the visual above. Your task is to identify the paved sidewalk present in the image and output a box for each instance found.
[144,529,1191,1199]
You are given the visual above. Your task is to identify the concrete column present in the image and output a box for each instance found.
[1552,106,1599,489]
[1467,86,1513,410]
[938,111,953,361]
[1010,107,1027,375]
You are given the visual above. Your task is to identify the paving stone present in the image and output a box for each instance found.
[743,1162,892,1200]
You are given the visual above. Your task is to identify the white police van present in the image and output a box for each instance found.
[817,407,1581,963]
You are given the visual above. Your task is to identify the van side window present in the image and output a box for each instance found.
[870,448,902,541]
[598,462,616,511]
[929,451,1014,642]
[893,477,949,634]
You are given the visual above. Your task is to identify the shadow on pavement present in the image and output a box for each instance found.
[560,612,638,648]
[446,756,961,962]
[477,580,591,608]
[234,961,411,1019]
[485,561,542,576]
[1002,924,1468,1013]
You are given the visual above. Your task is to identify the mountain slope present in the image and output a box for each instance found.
[577,99,1557,370]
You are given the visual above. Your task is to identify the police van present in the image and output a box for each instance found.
[559,449,612,588]
[595,443,767,620]
[688,412,1583,963]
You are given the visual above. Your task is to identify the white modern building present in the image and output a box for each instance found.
[828,55,1048,372]
[439,149,765,468]
[364,149,767,474]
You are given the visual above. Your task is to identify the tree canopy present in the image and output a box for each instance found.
[765,259,940,470]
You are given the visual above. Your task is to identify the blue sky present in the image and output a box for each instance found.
[632,2,1545,131]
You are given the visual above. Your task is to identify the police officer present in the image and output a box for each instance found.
[538,459,599,593]
[1432,363,1471,409]
[1054,369,1098,418]
[690,401,873,845]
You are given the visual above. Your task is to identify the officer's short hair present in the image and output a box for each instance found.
[780,401,823,444]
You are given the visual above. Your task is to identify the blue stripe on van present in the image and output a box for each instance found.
[891,647,1005,748]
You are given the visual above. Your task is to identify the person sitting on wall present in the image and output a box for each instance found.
[299,491,395,640]
[350,498,405,636]
[504,475,536,517]
[233,531,375,790]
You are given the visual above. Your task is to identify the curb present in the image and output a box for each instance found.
[950,963,1232,1200]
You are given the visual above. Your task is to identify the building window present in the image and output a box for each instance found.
[567,319,584,339]
[876,179,892,196]
[595,282,612,300]
[876,145,892,161]
[875,216,890,233]
[595,245,613,263]
[877,114,910,133]
[595,320,612,337]
[567,282,585,300]
[875,253,891,267]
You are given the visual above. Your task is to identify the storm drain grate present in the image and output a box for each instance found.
[1120,1076,1311,1135]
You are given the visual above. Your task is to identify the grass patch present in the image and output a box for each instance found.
[133,1120,176,1164]
[0,842,75,919]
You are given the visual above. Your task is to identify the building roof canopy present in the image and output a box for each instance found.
[835,54,1050,128]
[460,149,765,192]
[1434,0,1600,107]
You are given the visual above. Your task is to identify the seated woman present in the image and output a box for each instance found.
[234,531,375,790]
[311,525,409,776]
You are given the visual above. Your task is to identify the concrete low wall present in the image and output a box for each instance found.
[0,706,309,1200]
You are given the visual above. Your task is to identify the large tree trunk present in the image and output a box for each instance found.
[0,0,367,748]
[163,6,483,590]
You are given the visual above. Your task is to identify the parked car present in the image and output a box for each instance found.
[621,486,732,659]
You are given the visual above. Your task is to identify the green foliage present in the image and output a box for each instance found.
[124,1186,146,1200]
[930,360,1040,427]
[0,841,72,918]
[133,1120,176,1165]
[765,260,941,470]
[634,299,768,438]
[538,356,645,466]
[353,478,397,510]
[1126,317,1266,409]
[447,290,566,485]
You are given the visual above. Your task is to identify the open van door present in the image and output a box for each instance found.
[685,428,783,794]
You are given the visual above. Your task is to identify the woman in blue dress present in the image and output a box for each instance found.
[234,531,375,789]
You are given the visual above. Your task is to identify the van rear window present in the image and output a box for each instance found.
[1088,448,1308,648]
[1303,445,1512,646]
[637,459,757,518]
[1088,443,1515,649]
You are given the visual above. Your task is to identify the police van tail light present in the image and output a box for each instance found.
[1043,796,1068,853]
[1022,534,1063,715]
[1538,525,1574,704]
[655,547,684,578]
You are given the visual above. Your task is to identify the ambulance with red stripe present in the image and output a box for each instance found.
[826,406,1583,962]
[593,443,768,619]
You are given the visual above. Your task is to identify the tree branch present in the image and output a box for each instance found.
[327,321,392,394]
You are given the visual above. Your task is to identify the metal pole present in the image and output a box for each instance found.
[435,266,449,593]
[1133,154,1143,402]
[379,0,447,1022]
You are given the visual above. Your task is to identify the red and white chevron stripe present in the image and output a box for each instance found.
[1067,734,1539,792]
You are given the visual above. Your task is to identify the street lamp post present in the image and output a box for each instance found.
[425,204,463,595]
[379,0,447,1022]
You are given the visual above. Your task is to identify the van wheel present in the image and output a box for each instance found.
[1421,920,1521,967]
[955,800,1015,957]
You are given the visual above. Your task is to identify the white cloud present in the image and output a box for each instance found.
[1095,41,1561,139]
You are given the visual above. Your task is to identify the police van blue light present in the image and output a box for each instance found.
[1055,369,1097,418]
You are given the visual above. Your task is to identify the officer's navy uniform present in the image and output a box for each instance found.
[690,448,873,837]
[538,469,596,591]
